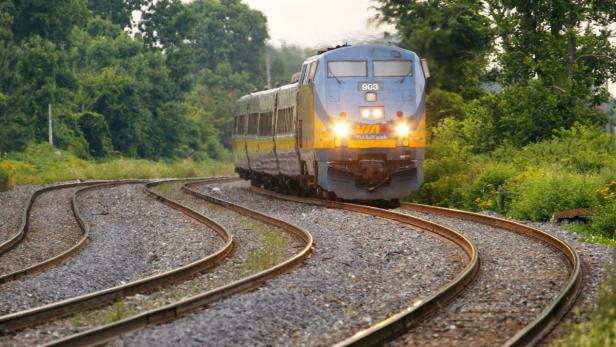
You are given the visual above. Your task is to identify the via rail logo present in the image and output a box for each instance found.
[354,124,388,140]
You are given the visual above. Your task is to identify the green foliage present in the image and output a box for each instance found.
[0,165,9,191]
[375,0,493,98]
[78,112,114,157]
[488,0,616,89]
[469,81,607,150]
[0,143,233,185]
[512,125,616,174]
[464,162,517,213]
[426,88,467,126]
[590,200,616,239]
[87,0,147,28]
[507,169,602,221]
[267,44,313,87]
[410,123,616,236]
[0,0,270,160]
[555,254,616,346]
[12,0,88,43]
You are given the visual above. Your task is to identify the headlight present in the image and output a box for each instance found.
[359,107,384,120]
[395,122,410,137]
[333,120,350,137]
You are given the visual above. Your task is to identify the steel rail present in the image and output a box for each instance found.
[42,178,313,347]
[399,202,583,347]
[0,180,112,256]
[0,180,139,284]
[247,186,480,347]
[0,178,233,333]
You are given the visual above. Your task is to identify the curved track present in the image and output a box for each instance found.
[395,203,582,347]
[0,178,233,333]
[249,186,480,346]
[250,187,581,346]
[41,178,313,347]
[0,181,143,284]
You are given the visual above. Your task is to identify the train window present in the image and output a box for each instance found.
[327,61,367,77]
[247,113,259,135]
[373,60,413,77]
[258,112,273,136]
[276,107,294,135]
[237,115,246,135]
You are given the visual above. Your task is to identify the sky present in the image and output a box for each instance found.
[242,0,394,48]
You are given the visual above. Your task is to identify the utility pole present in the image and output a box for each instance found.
[266,52,272,89]
[48,103,53,145]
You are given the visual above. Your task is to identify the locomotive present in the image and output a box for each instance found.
[232,44,428,201]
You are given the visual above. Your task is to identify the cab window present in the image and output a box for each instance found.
[308,61,318,83]
[299,64,308,84]
[373,60,413,77]
[327,61,367,78]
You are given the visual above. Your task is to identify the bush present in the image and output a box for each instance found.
[1,143,234,185]
[556,254,616,346]
[464,163,516,213]
[512,125,616,174]
[0,167,9,192]
[590,200,616,238]
[507,169,604,221]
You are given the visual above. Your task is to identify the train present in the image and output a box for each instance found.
[232,44,428,202]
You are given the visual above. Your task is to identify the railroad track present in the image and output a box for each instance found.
[31,178,313,346]
[0,180,142,284]
[0,178,582,346]
[0,178,234,335]
[248,186,582,346]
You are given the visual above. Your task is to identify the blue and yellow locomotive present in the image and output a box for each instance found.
[232,44,428,201]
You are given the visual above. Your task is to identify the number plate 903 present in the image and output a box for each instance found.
[358,82,383,91]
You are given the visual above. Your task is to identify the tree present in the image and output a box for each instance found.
[87,0,148,29]
[12,0,88,42]
[187,0,269,88]
[374,0,494,98]
[487,0,616,90]
[267,44,312,87]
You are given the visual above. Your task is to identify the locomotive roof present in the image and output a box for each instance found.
[304,44,417,64]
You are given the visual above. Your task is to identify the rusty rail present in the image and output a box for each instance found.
[399,203,583,347]
[42,178,313,347]
[0,180,144,284]
[0,181,111,256]
[0,178,233,333]
[247,186,480,347]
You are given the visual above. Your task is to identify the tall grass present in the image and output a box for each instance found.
[555,254,616,346]
[0,143,234,187]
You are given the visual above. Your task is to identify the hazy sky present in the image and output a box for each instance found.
[242,0,394,48]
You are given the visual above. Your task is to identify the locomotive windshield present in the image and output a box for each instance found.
[327,61,367,77]
[373,60,413,77]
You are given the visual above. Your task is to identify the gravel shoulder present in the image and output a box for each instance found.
[0,185,39,244]
[0,186,82,276]
[0,184,223,317]
[517,221,613,345]
[386,210,577,346]
[1,181,301,346]
[118,180,468,347]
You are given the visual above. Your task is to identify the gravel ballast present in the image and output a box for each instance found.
[118,180,468,347]
[0,185,39,244]
[1,181,301,346]
[0,186,83,276]
[519,221,613,345]
[387,210,576,346]
[0,184,223,316]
